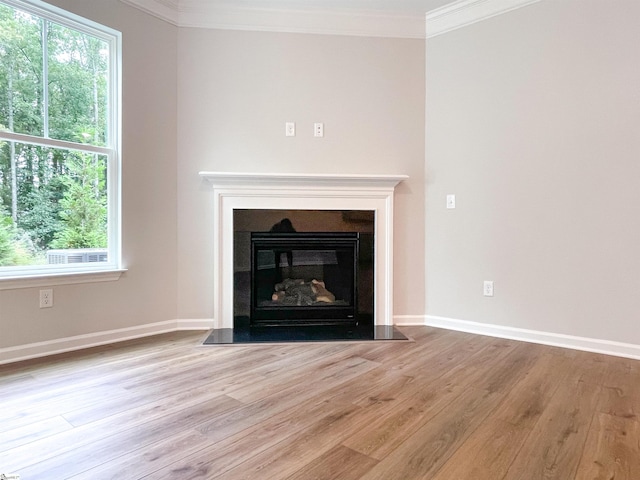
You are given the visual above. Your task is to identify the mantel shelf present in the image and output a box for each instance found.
[199,171,408,189]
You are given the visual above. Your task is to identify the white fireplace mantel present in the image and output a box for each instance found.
[199,171,408,189]
[199,171,408,329]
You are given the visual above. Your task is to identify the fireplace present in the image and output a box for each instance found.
[199,172,407,330]
[251,232,359,326]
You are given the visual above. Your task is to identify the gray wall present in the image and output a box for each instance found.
[425,0,640,344]
[176,29,426,320]
[5,0,636,356]
[0,0,178,348]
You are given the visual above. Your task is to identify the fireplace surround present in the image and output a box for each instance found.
[199,172,407,330]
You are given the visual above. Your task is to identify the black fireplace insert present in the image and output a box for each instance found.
[250,232,359,326]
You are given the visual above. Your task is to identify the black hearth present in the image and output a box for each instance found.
[250,232,359,326]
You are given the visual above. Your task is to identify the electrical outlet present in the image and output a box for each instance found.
[446,194,456,209]
[483,281,494,297]
[314,122,324,137]
[39,289,53,308]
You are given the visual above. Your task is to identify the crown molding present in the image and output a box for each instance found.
[181,4,426,38]
[120,0,180,25]
[426,0,541,38]
[120,0,541,39]
[120,0,426,38]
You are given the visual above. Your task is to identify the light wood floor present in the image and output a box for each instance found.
[1,327,639,479]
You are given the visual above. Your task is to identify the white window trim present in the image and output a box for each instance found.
[0,269,126,290]
[0,0,124,288]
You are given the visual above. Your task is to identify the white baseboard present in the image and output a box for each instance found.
[0,318,214,365]
[393,315,430,326]
[176,318,215,330]
[417,315,640,361]
[5,314,639,364]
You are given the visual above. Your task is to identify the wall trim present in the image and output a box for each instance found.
[121,0,542,39]
[0,269,127,291]
[176,318,215,330]
[426,0,541,38]
[416,315,640,361]
[180,5,426,39]
[0,318,213,365]
[7,314,639,364]
[120,0,180,25]
[394,315,429,326]
[120,0,426,38]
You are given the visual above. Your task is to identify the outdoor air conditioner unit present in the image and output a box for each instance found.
[46,248,108,264]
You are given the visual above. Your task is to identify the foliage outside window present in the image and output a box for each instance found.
[0,0,120,279]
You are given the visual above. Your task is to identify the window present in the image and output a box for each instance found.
[0,0,121,283]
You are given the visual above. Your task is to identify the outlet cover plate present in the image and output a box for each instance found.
[446,194,456,209]
[40,289,53,308]
[285,122,295,137]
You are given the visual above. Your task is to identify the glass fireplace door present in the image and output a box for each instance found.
[250,233,359,326]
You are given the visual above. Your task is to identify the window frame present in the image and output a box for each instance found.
[0,0,123,288]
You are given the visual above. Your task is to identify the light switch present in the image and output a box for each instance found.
[285,122,295,137]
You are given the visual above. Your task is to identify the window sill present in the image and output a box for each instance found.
[0,269,127,290]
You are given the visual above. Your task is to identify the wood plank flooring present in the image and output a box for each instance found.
[0,327,639,479]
